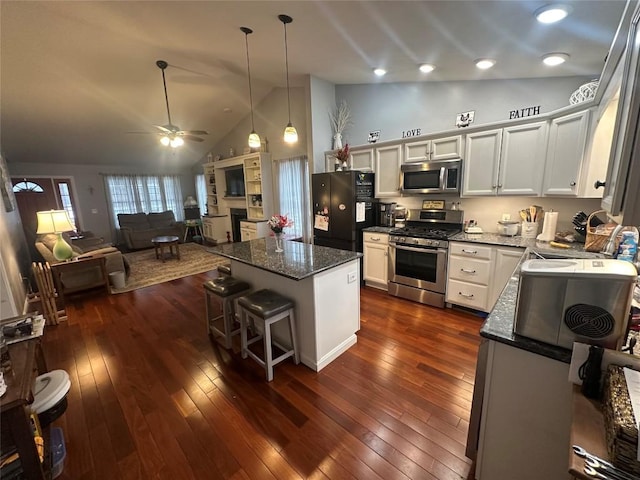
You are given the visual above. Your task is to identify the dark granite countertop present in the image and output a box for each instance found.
[474,241,604,363]
[450,232,597,256]
[362,226,396,234]
[208,238,361,281]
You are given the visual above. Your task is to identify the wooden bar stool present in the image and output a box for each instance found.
[204,277,251,348]
[238,289,299,382]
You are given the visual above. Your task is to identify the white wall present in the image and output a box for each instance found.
[307,75,336,173]
[0,153,29,317]
[336,76,593,147]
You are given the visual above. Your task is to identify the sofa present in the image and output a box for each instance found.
[117,211,184,250]
[35,233,129,292]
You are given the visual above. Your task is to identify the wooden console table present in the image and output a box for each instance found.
[50,255,109,303]
[0,339,48,479]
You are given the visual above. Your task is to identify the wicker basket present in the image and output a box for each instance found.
[585,210,614,252]
[603,365,640,476]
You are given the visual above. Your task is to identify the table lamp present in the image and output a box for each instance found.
[36,210,75,261]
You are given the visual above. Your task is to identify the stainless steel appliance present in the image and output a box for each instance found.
[400,159,461,194]
[388,209,464,307]
[375,201,397,227]
[514,258,638,349]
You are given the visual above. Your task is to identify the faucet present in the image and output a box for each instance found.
[601,224,624,257]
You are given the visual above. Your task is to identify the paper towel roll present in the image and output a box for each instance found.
[537,211,558,242]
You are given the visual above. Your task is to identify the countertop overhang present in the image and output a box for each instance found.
[208,238,361,281]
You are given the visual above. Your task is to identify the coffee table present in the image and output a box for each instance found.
[151,236,180,263]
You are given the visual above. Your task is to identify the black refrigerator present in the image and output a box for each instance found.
[312,171,375,252]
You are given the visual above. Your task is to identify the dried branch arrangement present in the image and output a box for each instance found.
[329,100,353,135]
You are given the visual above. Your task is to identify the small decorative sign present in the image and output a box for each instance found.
[368,130,381,144]
[509,105,541,120]
[456,111,475,128]
[422,200,445,209]
[402,128,422,138]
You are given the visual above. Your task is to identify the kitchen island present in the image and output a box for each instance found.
[208,237,362,371]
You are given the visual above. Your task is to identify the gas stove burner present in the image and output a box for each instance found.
[390,227,461,240]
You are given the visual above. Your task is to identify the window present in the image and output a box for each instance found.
[103,174,184,225]
[12,180,43,193]
[274,155,310,240]
[56,181,76,227]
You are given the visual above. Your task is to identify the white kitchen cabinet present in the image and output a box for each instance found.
[350,148,375,171]
[476,340,572,480]
[462,129,503,196]
[363,231,389,290]
[542,109,590,196]
[240,220,269,241]
[446,242,523,313]
[463,122,548,196]
[403,135,462,163]
[375,144,402,197]
[202,216,228,244]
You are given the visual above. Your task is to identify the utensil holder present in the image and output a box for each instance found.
[521,221,539,239]
[585,209,614,252]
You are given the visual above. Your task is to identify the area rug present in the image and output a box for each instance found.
[111,243,229,294]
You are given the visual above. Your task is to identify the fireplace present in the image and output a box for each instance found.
[230,208,247,242]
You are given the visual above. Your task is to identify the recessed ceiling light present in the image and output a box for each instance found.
[475,59,496,70]
[535,4,571,24]
[223,107,232,113]
[542,52,569,66]
[373,68,387,77]
[419,64,435,73]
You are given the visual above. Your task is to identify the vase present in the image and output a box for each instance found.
[333,133,343,150]
[274,232,284,253]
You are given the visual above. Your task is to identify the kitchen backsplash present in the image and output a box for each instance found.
[383,195,603,234]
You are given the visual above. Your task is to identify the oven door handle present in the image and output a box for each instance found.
[390,244,448,255]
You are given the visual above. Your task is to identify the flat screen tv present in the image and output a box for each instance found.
[225,166,245,197]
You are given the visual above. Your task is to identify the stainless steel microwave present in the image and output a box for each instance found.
[400,159,461,194]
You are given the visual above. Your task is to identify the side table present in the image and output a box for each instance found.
[50,255,110,304]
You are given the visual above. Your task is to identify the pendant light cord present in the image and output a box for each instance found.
[242,28,256,131]
[283,20,292,122]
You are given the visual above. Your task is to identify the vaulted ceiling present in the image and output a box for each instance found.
[0,1,627,168]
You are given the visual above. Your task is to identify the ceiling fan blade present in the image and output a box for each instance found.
[182,135,205,142]
[125,131,154,134]
[179,130,208,135]
[153,125,172,133]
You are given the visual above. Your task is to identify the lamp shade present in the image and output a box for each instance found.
[184,196,198,207]
[36,210,75,234]
[283,123,298,144]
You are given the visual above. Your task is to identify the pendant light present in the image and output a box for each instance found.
[241,26,261,149]
[279,14,298,144]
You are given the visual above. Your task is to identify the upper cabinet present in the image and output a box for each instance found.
[403,135,462,163]
[463,121,548,196]
[375,144,402,197]
[542,110,590,196]
[350,149,375,171]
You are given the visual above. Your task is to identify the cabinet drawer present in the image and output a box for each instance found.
[363,232,389,245]
[449,242,492,260]
[448,256,491,284]
[447,279,489,311]
[240,221,257,231]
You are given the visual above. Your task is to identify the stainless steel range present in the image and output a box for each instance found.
[388,209,464,307]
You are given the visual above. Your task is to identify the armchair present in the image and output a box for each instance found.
[35,233,129,293]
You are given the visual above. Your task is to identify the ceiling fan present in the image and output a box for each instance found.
[133,60,209,147]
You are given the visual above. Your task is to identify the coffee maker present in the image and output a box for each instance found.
[376,202,397,227]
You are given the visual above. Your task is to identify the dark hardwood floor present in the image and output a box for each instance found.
[42,272,484,480]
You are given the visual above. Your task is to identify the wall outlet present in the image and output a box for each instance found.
[501,213,511,221]
[347,271,357,283]
[91,209,98,214]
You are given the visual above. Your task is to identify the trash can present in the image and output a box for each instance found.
[31,370,71,428]
[109,271,126,289]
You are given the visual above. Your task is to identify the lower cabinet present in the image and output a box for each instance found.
[363,231,389,290]
[202,216,228,244]
[240,220,269,241]
[446,242,523,312]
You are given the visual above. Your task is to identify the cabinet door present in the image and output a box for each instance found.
[489,247,524,310]
[543,110,590,196]
[350,149,374,171]
[431,135,462,160]
[499,122,548,196]
[375,145,402,197]
[463,129,502,196]
[363,241,389,289]
[403,139,431,163]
